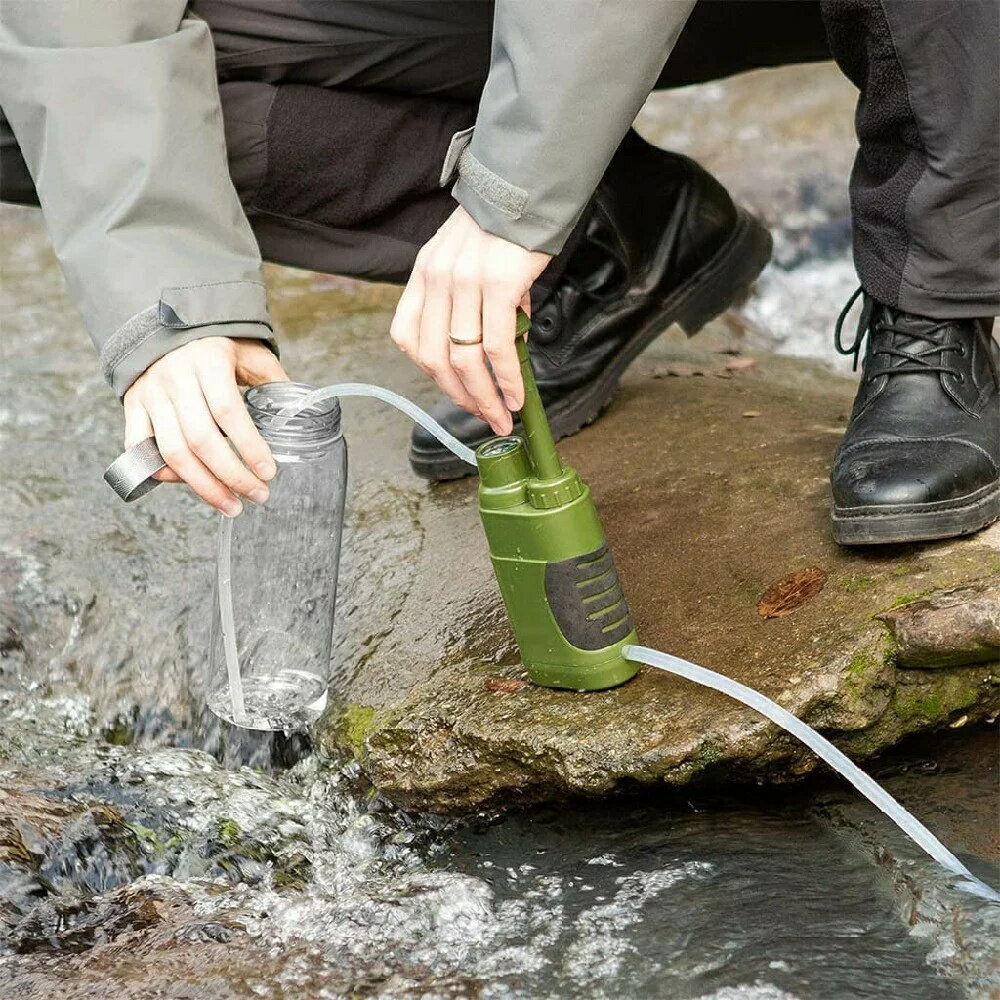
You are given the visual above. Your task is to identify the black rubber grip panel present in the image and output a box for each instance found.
[543,544,634,650]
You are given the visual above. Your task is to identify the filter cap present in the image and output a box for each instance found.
[526,467,584,509]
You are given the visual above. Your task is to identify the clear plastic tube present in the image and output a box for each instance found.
[272,383,477,467]
[623,644,1000,903]
[216,517,248,727]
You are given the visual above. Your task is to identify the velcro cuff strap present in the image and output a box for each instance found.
[455,149,528,220]
[439,126,475,187]
[158,280,270,329]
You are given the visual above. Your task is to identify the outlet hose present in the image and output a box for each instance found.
[214,382,998,902]
[271,383,477,465]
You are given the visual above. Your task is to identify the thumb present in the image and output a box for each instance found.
[234,339,290,386]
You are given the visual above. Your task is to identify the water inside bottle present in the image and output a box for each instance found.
[208,669,329,730]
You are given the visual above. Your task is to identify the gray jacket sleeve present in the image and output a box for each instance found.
[448,0,696,255]
[0,1,276,397]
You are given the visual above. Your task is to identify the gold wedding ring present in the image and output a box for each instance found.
[448,331,484,346]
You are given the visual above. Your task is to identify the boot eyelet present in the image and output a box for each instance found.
[954,372,965,384]
[957,345,966,357]
[537,315,555,333]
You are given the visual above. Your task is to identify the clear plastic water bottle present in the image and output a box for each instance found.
[207,382,347,731]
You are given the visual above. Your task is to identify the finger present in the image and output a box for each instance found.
[418,335,479,416]
[198,361,277,482]
[450,343,511,435]
[168,373,269,504]
[124,393,180,483]
[482,287,524,411]
[233,340,290,387]
[389,271,426,360]
[417,255,480,414]
[147,397,243,516]
[450,271,510,432]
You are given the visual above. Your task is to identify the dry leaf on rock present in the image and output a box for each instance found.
[758,566,828,619]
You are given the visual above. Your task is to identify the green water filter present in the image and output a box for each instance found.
[476,312,639,690]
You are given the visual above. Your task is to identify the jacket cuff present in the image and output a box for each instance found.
[441,128,578,255]
[100,280,277,397]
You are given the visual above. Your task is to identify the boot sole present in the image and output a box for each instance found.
[410,208,773,481]
[831,481,1000,546]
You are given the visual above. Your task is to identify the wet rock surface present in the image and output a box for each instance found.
[318,353,1000,814]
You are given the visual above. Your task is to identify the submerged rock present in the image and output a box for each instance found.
[317,350,1000,814]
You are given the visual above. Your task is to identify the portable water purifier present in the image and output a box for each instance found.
[475,312,640,690]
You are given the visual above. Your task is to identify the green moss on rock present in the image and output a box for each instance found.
[846,651,872,678]
[337,704,378,758]
[888,589,934,609]
[891,672,987,724]
[217,818,242,848]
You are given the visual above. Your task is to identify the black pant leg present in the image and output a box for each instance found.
[194,0,493,99]
[221,79,474,281]
[190,0,489,279]
[0,109,36,206]
[659,0,829,88]
[822,0,1000,318]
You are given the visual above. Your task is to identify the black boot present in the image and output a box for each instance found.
[409,130,772,480]
[830,289,1000,545]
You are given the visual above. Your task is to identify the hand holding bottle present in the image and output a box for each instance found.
[122,337,289,516]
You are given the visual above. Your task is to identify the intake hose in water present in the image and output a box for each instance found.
[622,645,1000,903]
[216,382,998,903]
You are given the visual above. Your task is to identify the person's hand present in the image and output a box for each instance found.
[390,206,552,435]
[122,337,289,516]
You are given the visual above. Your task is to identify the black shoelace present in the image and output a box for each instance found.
[834,287,968,384]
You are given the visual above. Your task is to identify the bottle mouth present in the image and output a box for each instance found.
[245,382,342,448]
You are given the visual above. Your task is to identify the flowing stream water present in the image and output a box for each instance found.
[3,66,999,998]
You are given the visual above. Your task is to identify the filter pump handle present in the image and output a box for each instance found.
[514,309,564,481]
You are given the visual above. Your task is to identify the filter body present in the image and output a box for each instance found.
[477,437,639,690]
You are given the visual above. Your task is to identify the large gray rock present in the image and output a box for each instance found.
[317,349,1000,814]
